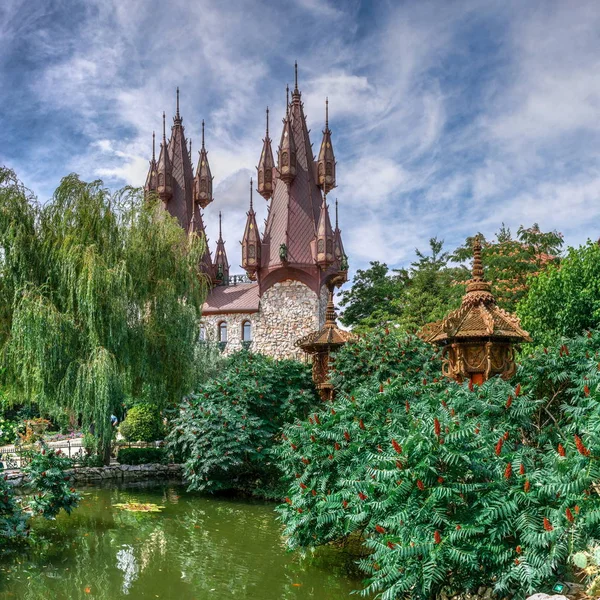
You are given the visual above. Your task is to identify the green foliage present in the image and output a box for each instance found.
[0,416,19,445]
[0,169,209,457]
[276,329,600,599]
[22,445,81,519]
[117,447,166,465]
[518,242,600,347]
[168,351,318,496]
[454,224,563,313]
[339,239,465,332]
[119,404,165,442]
[1,444,80,553]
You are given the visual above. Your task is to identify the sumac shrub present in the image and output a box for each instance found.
[168,351,318,497]
[119,403,165,442]
[276,329,600,599]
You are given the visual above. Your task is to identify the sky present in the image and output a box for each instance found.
[1,0,599,283]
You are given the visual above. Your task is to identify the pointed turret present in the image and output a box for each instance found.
[194,120,214,208]
[278,86,296,184]
[314,194,335,269]
[257,107,275,200]
[333,199,347,271]
[144,131,158,198]
[317,98,336,193]
[241,178,261,280]
[156,112,173,204]
[214,211,230,284]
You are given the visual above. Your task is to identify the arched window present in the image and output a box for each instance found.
[158,173,164,186]
[200,179,207,192]
[317,239,325,254]
[248,244,255,259]
[242,320,252,342]
[265,170,272,183]
[199,324,206,342]
[318,163,324,176]
[218,321,228,343]
[326,162,333,176]
[258,171,263,184]
[326,239,333,255]
[281,152,289,167]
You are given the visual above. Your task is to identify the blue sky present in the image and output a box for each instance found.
[1,0,599,281]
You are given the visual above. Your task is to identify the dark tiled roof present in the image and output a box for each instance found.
[202,283,260,314]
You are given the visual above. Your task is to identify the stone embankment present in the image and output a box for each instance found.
[4,463,182,487]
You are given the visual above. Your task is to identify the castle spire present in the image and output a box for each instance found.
[314,193,334,269]
[241,177,261,280]
[156,112,173,204]
[188,138,192,162]
[292,61,301,105]
[144,131,159,198]
[214,210,229,283]
[194,119,213,208]
[174,87,182,124]
[317,97,336,193]
[278,86,296,184]
[333,198,347,271]
[257,106,275,200]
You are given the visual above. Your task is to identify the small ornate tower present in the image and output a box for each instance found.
[144,131,158,198]
[257,107,275,200]
[314,195,335,269]
[317,98,336,193]
[214,212,230,284]
[241,178,261,280]
[156,112,173,204]
[194,120,214,209]
[278,86,296,184]
[419,236,532,384]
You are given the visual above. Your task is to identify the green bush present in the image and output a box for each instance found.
[117,447,166,465]
[119,404,165,442]
[168,351,318,497]
[276,329,600,599]
[0,417,19,445]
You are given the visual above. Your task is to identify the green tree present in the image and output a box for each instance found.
[518,241,600,346]
[168,351,318,498]
[338,261,407,329]
[0,169,208,460]
[453,224,563,312]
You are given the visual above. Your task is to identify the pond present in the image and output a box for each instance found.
[0,482,367,600]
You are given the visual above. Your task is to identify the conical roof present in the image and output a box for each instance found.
[419,236,531,344]
[296,289,355,353]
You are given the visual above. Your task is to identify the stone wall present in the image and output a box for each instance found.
[204,280,329,360]
[5,463,183,488]
[202,312,254,355]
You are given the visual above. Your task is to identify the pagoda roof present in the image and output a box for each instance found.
[419,236,531,345]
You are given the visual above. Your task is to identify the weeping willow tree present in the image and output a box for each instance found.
[0,168,209,459]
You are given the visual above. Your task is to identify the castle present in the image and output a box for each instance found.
[144,65,348,359]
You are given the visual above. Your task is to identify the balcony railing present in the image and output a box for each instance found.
[216,273,253,287]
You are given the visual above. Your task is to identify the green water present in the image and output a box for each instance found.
[0,482,366,600]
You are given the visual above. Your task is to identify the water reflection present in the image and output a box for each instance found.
[0,482,365,600]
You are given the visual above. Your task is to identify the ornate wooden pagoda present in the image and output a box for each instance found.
[419,236,531,384]
[296,286,355,400]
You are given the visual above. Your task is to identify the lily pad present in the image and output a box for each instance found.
[113,502,165,513]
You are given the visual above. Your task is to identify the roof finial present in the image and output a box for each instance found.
[335,198,339,230]
[286,85,290,116]
[188,138,192,159]
[219,210,223,239]
[250,177,254,210]
[176,87,180,120]
[325,288,336,324]
[266,106,269,138]
[152,131,156,161]
[294,60,298,93]
[162,112,166,144]
[325,97,329,130]
[472,235,484,281]
[201,120,205,149]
